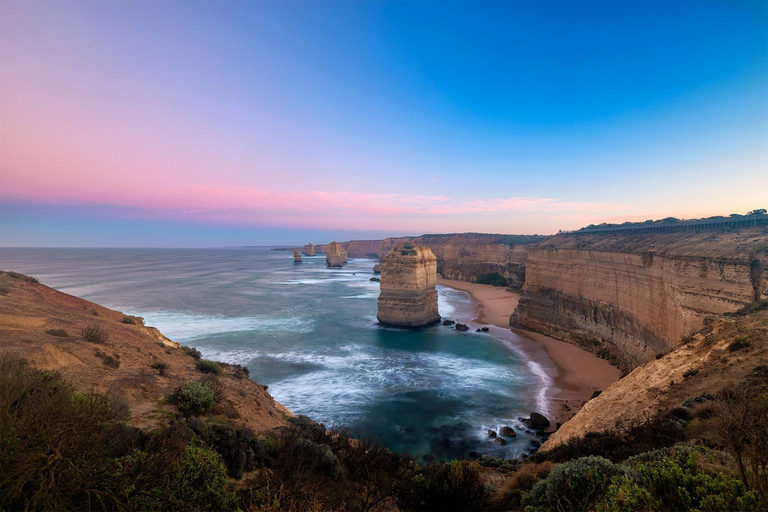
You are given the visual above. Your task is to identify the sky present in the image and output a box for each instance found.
[1,0,766,247]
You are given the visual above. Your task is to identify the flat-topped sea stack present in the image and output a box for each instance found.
[292,248,302,262]
[377,242,440,328]
[326,241,348,268]
[302,243,316,256]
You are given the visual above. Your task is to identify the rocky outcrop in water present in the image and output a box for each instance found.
[314,234,545,289]
[377,243,440,328]
[292,249,302,263]
[373,264,381,274]
[325,242,348,268]
[302,243,316,256]
[511,228,768,371]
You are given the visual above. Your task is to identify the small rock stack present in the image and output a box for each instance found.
[326,242,348,268]
[302,243,316,256]
[293,248,302,263]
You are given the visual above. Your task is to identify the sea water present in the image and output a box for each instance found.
[0,247,554,460]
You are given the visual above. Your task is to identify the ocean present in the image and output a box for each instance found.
[0,247,555,460]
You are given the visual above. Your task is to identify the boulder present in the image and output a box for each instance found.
[373,264,381,274]
[455,323,469,332]
[493,437,507,446]
[442,319,455,325]
[481,327,489,332]
[487,429,497,438]
[524,412,551,430]
[376,243,440,328]
[370,277,380,282]
[499,426,516,437]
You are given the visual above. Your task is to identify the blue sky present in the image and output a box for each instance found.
[1,0,766,246]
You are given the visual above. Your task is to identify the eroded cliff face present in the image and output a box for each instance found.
[377,243,440,328]
[316,234,544,289]
[325,242,348,268]
[302,243,316,256]
[512,228,768,371]
[542,308,768,450]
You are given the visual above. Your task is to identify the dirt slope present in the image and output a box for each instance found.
[0,271,292,433]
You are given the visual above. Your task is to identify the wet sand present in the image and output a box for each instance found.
[437,276,621,424]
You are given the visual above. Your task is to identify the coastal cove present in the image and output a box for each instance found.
[1,247,614,459]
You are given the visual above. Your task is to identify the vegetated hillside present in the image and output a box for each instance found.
[512,227,768,371]
[543,305,768,450]
[0,270,292,433]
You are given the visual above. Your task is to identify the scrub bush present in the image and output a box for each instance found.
[197,359,222,374]
[81,324,109,343]
[476,272,507,287]
[177,380,216,415]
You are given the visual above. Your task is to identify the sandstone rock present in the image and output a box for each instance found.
[499,426,516,437]
[373,264,381,274]
[292,249,302,263]
[524,412,550,430]
[325,242,348,268]
[301,243,316,256]
[493,437,507,446]
[487,429,497,438]
[455,323,469,332]
[442,319,455,325]
[377,242,440,328]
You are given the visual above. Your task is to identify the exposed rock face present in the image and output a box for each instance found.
[292,249,302,263]
[373,264,381,274]
[542,308,768,450]
[315,234,545,289]
[325,242,348,268]
[511,228,768,371]
[302,243,316,256]
[377,243,440,328]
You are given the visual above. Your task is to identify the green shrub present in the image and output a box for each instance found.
[597,446,764,511]
[476,272,507,286]
[397,460,488,511]
[45,329,68,337]
[150,361,168,376]
[728,336,751,351]
[120,316,136,325]
[181,345,202,360]
[196,359,222,374]
[102,355,120,369]
[524,456,631,511]
[81,324,109,343]
[177,381,216,415]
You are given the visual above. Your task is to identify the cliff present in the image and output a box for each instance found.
[293,248,302,262]
[542,306,768,450]
[377,243,440,328]
[316,234,545,288]
[302,243,316,256]
[325,241,348,267]
[512,227,768,371]
[0,271,292,434]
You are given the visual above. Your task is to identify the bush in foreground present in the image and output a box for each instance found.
[177,380,217,415]
[196,359,222,374]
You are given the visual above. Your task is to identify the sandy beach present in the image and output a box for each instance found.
[437,276,621,424]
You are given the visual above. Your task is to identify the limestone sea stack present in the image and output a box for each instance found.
[293,248,302,263]
[326,242,348,268]
[373,263,381,274]
[302,243,316,256]
[377,242,440,328]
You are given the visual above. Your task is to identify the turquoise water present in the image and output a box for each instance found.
[0,247,553,460]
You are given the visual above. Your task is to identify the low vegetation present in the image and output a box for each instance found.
[476,272,507,287]
[45,329,68,337]
[81,324,109,343]
[150,361,168,375]
[120,316,136,324]
[177,380,217,415]
[196,359,222,374]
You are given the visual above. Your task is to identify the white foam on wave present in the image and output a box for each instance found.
[129,310,314,341]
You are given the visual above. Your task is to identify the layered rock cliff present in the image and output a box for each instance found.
[511,227,768,371]
[302,243,316,256]
[325,241,348,268]
[377,242,440,328]
[316,234,545,288]
[542,306,768,450]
